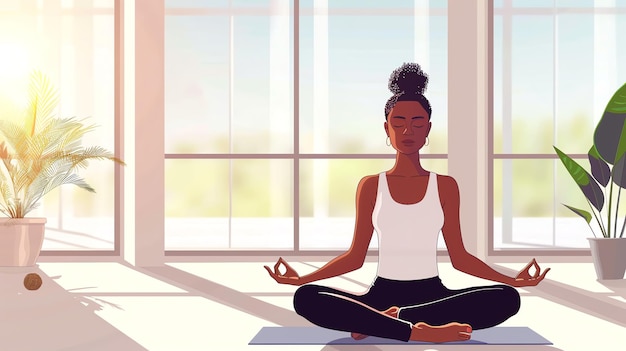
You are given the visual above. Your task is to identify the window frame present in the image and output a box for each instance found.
[488,0,625,256]
[121,0,624,263]
[3,0,124,256]
[161,0,450,256]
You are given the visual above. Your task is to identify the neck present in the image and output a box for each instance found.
[389,151,427,176]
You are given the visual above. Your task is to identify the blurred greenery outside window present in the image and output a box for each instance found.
[164,0,449,250]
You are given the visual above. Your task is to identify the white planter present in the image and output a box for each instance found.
[0,218,46,267]
[588,237,626,280]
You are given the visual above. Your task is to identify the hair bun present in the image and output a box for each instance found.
[388,62,428,95]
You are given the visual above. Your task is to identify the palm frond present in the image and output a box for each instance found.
[0,173,13,208]
[0,141,14,176]
[0,202,14,217]
[62,173,95,192]
[37,117,77,152]
[0,120,29,158]
[23,160,72,210]
[24,70,60,136]
[47,146,124,169]
[0,70,125,217]
[59,118,98,150]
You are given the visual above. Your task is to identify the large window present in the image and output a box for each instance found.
[492,0,626,251]
[164,0,448,252]
[0,0,117,252]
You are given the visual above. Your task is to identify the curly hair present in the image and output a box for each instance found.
[384,62,432,119]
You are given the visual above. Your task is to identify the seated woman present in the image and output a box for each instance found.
[264,62,550,343]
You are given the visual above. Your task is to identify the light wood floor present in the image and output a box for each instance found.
[0,258,624,351]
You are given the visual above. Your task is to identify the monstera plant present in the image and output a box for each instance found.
[554,82,626,280]
[0,70,124,267]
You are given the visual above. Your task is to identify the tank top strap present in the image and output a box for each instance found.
[426,172,434,197]
[378,171,388,197]
[426,171,440,204]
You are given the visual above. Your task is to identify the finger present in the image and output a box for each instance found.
[538,267,551,281]
[523,259,534,271]
[280,258,296,273]
[517,261,533,278]
[279,260,292,273]
[517,262,532,279]
[532,261,541,278]
[264,266,280,282]
[264,265,276,278]
[279,257,291,272]
[274,258,284,274]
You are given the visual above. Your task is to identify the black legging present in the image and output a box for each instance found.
[293,276,521,342]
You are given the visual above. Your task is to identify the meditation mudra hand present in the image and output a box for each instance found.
[264,257,303,286]
[263,62,550,343]
[512,258,551,287]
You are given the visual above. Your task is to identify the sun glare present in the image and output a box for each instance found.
[0,41,31,108]
[0,42,30,80]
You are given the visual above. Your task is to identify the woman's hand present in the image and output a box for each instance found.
[511,258,550,287]
[264,257,304,286]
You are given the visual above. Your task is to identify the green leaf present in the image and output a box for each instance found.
[605,81,626,114]
[588,145,611,187]
[554,145,605,211]
[554,146,589,186]
[612,152,626,188]
[593,82,626,165]
[563,204,592,224]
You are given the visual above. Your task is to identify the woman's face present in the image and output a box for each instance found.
[385,101,431,154]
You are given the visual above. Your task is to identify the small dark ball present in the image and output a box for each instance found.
[24,273,43,290]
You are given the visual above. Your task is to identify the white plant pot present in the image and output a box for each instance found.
[0,218,46,267]
[588,237,626,280]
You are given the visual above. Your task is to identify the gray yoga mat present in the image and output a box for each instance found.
[249,326,552,345]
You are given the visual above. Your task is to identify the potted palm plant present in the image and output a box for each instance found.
[554,82,626,280]
[0,70,124,267]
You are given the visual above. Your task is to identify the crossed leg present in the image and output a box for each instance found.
[293,281,520,343]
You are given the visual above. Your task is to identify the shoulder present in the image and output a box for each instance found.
[435,173,459,190]
[435,174,460,204]
[356,174,380,204]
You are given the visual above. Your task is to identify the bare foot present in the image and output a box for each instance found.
[351,306,400,340]
[410,321,472,343]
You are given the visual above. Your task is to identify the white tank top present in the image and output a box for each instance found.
[372,171,444,280]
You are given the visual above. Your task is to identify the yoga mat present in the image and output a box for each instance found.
[249,326,552,345]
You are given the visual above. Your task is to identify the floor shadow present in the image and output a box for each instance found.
[0,266,147,351]
[494,265,626,327]
[598,279,626,301]
[133,264,310,327]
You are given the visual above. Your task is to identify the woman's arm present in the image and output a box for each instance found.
[439,175,516,285]
[298,175,378,285]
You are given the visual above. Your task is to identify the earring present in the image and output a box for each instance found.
[386,136,391,146]
[425,136,429,146]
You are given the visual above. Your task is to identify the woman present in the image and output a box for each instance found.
[264,62,550,343]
